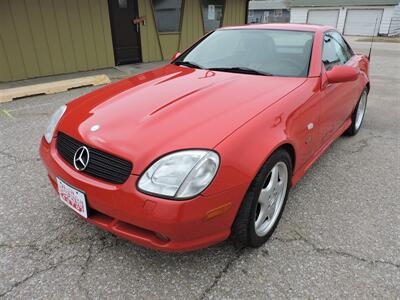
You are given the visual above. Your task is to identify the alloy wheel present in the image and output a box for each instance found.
[355,91,367,130]
[255,162,288,237]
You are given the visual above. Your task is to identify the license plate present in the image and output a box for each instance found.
[56,178,88,218]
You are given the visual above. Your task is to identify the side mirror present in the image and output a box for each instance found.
[171,52,181,61]
[326,65,359,84]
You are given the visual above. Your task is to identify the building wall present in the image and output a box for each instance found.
[137,0,163,62]
[139,0,249,62]
[389,4,400,36]
[290,6,395,35]
[0,0,114,82]
[179,0,204,51]
[380,6,395,34]
[223,0,248,26]
[248,9,290,23]
[1,0,248,81]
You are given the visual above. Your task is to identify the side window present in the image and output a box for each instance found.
[322,32,349,71]
[331,31,354,60]
[153,0,183,32]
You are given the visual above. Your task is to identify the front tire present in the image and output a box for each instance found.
[231,149,292,248]
[345,88,368,136]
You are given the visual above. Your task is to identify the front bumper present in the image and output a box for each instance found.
[39,137,247,252]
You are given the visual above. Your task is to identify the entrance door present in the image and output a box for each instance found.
[108,0,141,65]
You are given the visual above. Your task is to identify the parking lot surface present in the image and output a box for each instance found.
[0,39,399,299]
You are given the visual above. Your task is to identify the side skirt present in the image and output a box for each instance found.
[291,118,352,186]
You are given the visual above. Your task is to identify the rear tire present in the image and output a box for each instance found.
[231,149,292,248]
[345,88,368,136]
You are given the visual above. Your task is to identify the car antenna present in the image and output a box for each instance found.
[368,17,379,60]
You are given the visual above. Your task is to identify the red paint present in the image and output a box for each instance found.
[326,65,359,83]
[40,24,369,252]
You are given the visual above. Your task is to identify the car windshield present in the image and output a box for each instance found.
[174,29,314,77]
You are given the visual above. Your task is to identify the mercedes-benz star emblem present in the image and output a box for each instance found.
[73,146,90,171]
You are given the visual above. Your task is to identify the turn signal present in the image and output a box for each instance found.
[205,203,232,220]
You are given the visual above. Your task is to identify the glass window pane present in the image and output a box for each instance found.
[323,33,350,70]
[201,0,225,32]
[153,0,182,32]
[177,29,314,77]
[331,31,354,60]
[118,0,128,8]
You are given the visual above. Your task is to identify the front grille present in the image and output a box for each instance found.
[56,132,133,184]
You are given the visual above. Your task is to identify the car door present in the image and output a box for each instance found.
[319,31,359,143]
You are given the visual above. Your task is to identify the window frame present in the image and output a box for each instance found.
[200,0,226,33]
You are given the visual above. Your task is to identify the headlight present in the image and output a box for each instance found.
[44,105,67,143]
[137,150,220,199]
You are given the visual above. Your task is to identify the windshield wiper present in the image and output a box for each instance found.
[208,67,273,76]
[173,61,204,69]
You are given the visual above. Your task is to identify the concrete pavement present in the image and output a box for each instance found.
[0,40,399,299]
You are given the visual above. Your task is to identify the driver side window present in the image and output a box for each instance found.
[322,32,349,71]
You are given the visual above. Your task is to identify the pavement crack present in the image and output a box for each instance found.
[199,247,245,300]
[0,255,79,298]
[0,147,41,168]
[273,230,399,269]
[77,236,108,300]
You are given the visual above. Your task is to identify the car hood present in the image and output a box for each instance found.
[59,64,306,173]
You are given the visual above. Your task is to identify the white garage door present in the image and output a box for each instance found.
[344,9,383,36]
[307,10,339,28]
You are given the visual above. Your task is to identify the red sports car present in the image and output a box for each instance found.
[40,24,369,252]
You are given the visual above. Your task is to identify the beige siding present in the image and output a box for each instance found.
[0,1,27,81]
[0,0,114,82]
[223,0,247,26]
[138,0,163,62]
[159,33,180,60]
[0,37,12,82]
[0,0,249,81]
[179,0,204,51]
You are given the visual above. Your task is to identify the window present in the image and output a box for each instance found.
[118,0,128,8]
[201,0,225,32]
[263,11,270,23]
[274,9,283,17]
[330,31,354,60]
[322,32,351,71]
[175,29,315,77]
[153,0,182,32]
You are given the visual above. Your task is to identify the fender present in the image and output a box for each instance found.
[204,79,319,196]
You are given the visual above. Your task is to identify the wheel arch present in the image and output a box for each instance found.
[278,143,296,172]
[366,81,370,93]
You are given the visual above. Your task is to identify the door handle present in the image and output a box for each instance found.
[133,16,145,31]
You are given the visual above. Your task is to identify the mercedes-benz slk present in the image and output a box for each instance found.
[40,24,369,252]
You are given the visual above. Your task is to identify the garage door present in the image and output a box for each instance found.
[344,9,383,36]
[307,10,339,28]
